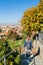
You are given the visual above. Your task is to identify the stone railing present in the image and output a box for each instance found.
[39,32,43,44]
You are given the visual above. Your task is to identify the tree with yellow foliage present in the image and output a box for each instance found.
[21,0,43,34]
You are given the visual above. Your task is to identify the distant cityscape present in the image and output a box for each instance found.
[0,24,23,37]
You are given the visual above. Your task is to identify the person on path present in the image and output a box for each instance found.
[20,34,40,65]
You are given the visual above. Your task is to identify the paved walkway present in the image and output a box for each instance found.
[33,40,43,65]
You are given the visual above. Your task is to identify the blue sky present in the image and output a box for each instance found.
[0,0,40,25]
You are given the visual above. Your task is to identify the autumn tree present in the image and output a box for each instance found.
[21,0,43,34]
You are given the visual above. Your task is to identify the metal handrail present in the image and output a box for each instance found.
[0,50,14,65]
[0,51,14,62]
[0,45,21,65]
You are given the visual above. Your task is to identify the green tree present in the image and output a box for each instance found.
[0,38,20,65]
